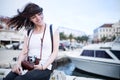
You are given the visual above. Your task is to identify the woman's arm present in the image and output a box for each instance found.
[43,30,59,70]
[17,36,28,66]
[12,36,28,74]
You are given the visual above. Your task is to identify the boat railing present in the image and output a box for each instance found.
[100,47,111,49]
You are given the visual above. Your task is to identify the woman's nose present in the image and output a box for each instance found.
[35,15,40,20]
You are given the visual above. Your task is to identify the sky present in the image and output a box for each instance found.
[0,0,120,35]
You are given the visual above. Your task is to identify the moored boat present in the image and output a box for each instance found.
[67,36,120,79]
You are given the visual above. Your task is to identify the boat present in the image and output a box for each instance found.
[67,36,120,79]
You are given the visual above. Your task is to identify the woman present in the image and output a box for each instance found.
[4,3,59,80]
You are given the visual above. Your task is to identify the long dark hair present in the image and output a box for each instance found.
[8,3,43,30]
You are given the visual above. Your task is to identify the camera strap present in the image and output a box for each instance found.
[27,24,46,60]
[40,24,46,60]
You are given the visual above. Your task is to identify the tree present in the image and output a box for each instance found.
[75,36,82,43]
[68,33,74,42]
[59,32,67,40]
[101,36,107,42]
[111,35,116,41]
[81,35,89,42]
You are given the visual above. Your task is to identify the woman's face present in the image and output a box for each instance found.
[30,12,44,26]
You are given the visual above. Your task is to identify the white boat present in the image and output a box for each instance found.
[67,36,120,79]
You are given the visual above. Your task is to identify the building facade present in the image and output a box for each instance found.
[0,16,25,45]
[112,20,120,36]
[93,20,120,42]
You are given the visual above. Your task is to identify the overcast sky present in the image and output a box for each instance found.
[0,0,120,35]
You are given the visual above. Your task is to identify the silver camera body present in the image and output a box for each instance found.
[28,56,36,63]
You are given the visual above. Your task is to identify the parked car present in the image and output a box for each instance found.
[19,42,24,50]
[5,43,19,50]
[5,44,13,49]
[59,43,67,51]
[13,43,19,50]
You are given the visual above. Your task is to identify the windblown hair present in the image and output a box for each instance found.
[8,3,43,30]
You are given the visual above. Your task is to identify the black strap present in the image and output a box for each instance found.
[40,25,46,60]
[50,24,57,70]
[50,24,53,53]
[27,28,32,36]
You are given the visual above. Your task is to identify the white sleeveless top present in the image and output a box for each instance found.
[25,24,59,70]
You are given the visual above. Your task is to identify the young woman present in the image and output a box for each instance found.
[4,3,59,80]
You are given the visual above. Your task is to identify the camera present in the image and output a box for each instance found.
[28,56,36,63]
[27,56,40,65]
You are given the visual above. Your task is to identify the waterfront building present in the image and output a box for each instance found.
[0,16,25,45]
[93,20,120,42]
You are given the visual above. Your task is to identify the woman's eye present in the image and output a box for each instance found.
[31,16,35,19]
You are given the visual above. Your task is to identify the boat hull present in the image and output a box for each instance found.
[70,57,120,79]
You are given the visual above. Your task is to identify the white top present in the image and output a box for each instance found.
[25,24,59,70]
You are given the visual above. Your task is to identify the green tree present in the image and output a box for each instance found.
[112,35,116,41]
[68,33,74,42]
[75,36,82,43]
[81,35,89,42]
[59,32,67,40]
[101,36,107,42]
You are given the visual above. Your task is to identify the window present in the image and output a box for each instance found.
[106,29,108,32]
[81,50,94,57]
[100,29,102,32]
[113,29,115,31]
[95,50,112,59]
[103,29,105,32]
[109,29,111,32]
[111,50,120,60]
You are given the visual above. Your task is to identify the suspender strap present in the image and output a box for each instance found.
[50,24,53,53]
[40,25,46,60]
[27,25,46,60]
[50,24,57,70]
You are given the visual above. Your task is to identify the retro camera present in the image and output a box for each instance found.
[28,56,36,63]
[28,56,40,65]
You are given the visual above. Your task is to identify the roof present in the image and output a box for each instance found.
[100,24,113,28]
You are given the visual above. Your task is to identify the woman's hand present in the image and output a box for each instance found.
[34,64,44,70]
[12,64,22,75]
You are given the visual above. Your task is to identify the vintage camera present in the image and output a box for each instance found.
[28,56,36,63]
[28,56,40,65]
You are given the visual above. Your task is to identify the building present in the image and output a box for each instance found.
[0,29,24,44]
[112,20,120,36]
[0,16,9,29]
[93,20,120,42]
[0,16,25,45]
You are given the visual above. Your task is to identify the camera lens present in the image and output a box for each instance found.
[30,59,33,62]
[28,56,36,63]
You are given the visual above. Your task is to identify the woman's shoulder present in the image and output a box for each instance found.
[22,28,34,37]
[47,24,59,32]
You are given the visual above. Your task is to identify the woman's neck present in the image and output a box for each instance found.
[34,23,46,34]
